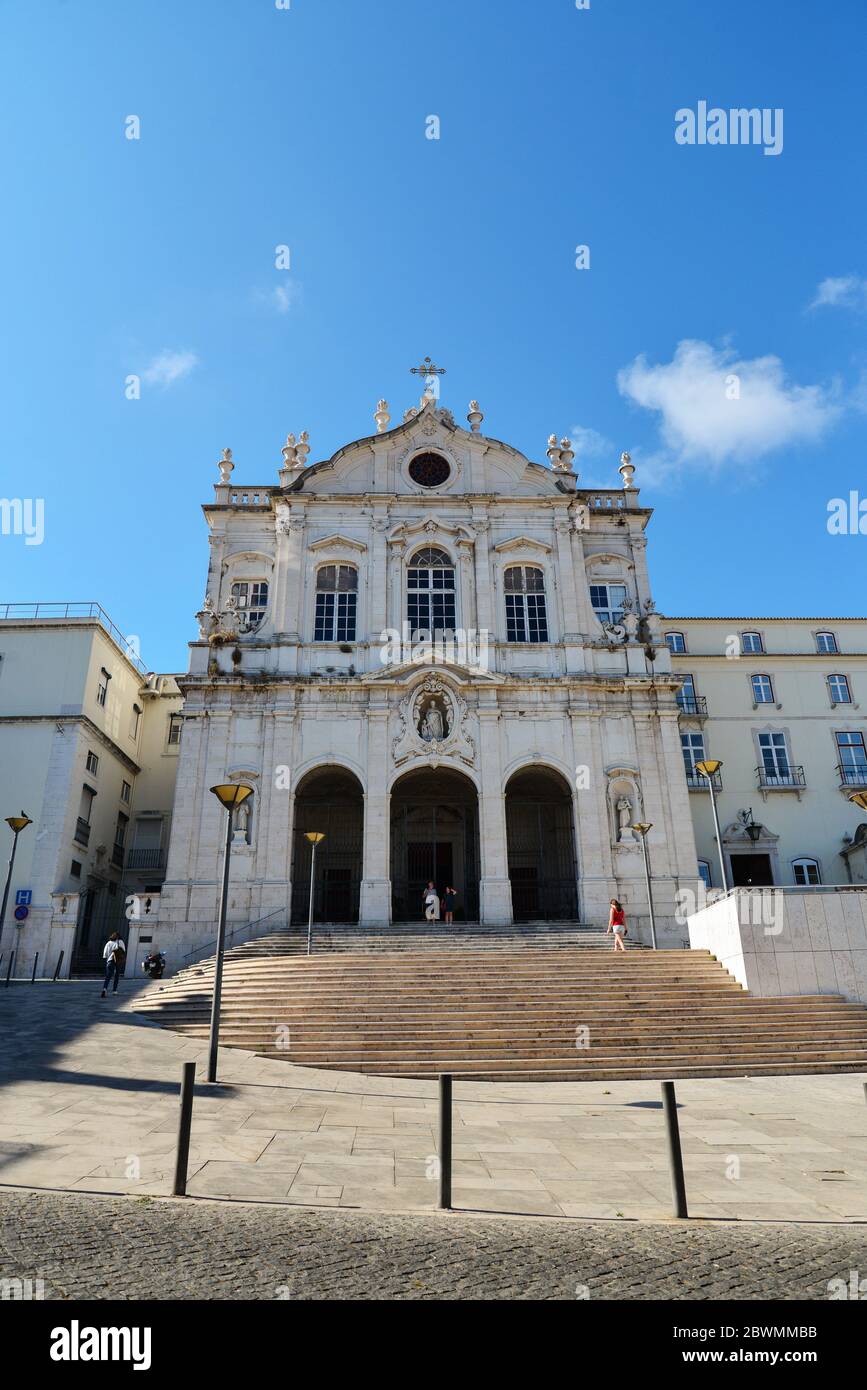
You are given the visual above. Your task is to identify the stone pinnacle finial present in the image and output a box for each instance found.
[218,448,234,483]
[619,450,636,489]
[295,431,310,468]
[546,434,562,468]
[374,400,391,434]
[467,401,483,432]
[559,437,575,471]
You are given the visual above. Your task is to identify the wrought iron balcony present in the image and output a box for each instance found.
[74,817,91,847]
[838,762,867,790]
[676,695,708,717]
[685,769,722,791]
[756,764,806,790]
[126,847,166,871]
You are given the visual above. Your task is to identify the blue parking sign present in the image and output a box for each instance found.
[15,889,32,906]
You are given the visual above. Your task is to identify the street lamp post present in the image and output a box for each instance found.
[630,822,657,949]
[0,813,33,958]
[304,832,325,956]
[207,783,254,1084]
[695,760,729,892]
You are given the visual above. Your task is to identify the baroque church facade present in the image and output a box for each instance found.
[156,386,701,950]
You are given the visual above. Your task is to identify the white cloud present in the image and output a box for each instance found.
[569,425,612,460]
[253,280,301,314]
[616,339,839,473]
[809,275,867,311]
[141,348,199,388]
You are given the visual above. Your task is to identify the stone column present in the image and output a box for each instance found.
[472,520,495,658]
[368,517,389,655]
[555,518,582,673]
[569,703,616,924]
[360,697,391,923]
[477,695,512,925]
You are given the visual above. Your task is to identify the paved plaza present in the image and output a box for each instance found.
[1,981,867,1222]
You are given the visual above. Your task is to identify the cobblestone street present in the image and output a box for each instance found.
[1,1189,866,1301]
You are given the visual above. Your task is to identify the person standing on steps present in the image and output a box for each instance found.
[606,898,627,952]
[422,881,440,922]
[442,885,457,924]
[100,930,126,996]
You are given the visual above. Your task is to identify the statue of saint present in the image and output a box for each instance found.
[616,796,635,842]
[420,702,446,741]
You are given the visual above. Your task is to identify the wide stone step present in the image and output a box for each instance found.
[135,925,867,1081]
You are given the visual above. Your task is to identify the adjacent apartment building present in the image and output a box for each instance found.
[666,619,867,892]
[0,603,182,976]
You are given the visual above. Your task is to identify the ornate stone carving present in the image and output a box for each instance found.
[392,676,475,766]
[218,448,234,483]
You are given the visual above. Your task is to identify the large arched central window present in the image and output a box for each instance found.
[407,547,456,640]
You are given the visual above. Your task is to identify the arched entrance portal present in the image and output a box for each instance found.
[390,768,479,922]
[505,768,579,921]
[291,767,363,924]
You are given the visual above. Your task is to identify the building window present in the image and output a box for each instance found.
[741,632,764,654]
[816,632,838,654]
[792,858,821,886]
[504,566,549,643]
[70,860,82,879]
[129,704,141,739]
[828,674,852,704]
[698,861,712,890]
[121,780,132,804]
[112,813,128,868]
[589,584,627,626]
[836,732,867,782]
[231,580,269,632]
[757,731,790,780]
[407,548,456,640]
[167,713,183,745]
[665,631,687,654]
[677,674,703,713]
[314,565,358,641]
[96,668,111,706]
[75,784,96,846]
[85,750,99,775]
[751,674,774,704]
[681,732,706,776]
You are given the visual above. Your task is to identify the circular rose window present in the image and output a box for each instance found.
[408,452,451,488]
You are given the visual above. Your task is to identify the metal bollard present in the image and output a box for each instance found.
[30,952,39,983]
[4,952,14,988]
[438,1073,453,1210]
[53,950,64,982]
[661,1080,688,1218]
[172,1062,197,1197]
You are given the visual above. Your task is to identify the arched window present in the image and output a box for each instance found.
[504,566,548,643]
[314,565,358,641]
[792,857,821,886]
[665,631,687,654]
[231,580,269,632]
[741,631,764,654]
[407,547,455,640]
[816,631,838,654]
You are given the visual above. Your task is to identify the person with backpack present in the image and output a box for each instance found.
[606,899,628,952]
[100,931,126,996]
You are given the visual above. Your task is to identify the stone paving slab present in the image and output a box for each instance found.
[0,982,866,1222]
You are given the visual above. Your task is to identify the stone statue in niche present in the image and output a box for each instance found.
[419,697,448,742]
[232,800,251,845]
[616,795,636,843]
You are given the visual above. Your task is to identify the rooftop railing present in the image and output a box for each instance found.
[0,602,148,674]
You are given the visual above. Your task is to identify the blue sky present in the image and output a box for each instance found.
[0,0,864,673]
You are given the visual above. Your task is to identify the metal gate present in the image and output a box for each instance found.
[505,777,579,921]
[291,776,363,924]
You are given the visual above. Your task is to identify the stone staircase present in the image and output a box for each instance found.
[134,926,867,1081]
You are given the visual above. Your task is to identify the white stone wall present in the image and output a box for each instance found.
[687,887,867,1002]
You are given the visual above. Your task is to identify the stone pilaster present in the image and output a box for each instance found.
[477,696,512,924]
[360,698,391,924]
